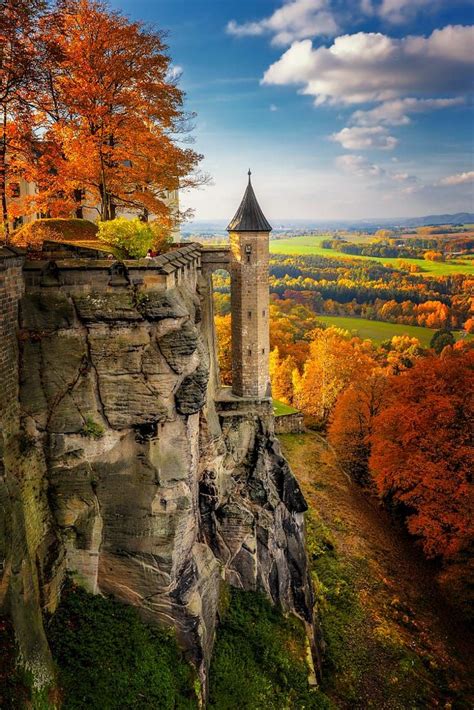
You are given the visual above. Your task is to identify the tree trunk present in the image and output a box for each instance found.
[1,106,10,242]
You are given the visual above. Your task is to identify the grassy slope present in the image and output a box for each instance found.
[273,399,299,416]
[280,432,474,709]
[270,235,474,275]
[315,314,471,346]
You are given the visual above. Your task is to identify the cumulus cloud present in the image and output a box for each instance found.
[351,97,465,127]
[226,0,338,46]
[262,25,474,104]
[331,125,397,150]
[438,171,474,186]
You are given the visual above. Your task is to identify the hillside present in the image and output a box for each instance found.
[281,432,474,708]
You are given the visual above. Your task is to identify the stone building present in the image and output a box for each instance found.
[228,171,272,399]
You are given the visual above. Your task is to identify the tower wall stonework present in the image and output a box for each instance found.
[230,230,270,399]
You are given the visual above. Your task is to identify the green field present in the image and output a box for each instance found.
[316,314,470,346]
[270,235,474,275]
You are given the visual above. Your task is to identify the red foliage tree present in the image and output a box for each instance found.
[369,347,474,559]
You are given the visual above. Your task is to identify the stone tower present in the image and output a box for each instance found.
[228,171,272,399]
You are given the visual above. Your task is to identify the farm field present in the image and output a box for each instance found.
[270,235,474,275]
[315,314,470,346]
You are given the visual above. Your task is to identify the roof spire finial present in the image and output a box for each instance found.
[248,168,252,182]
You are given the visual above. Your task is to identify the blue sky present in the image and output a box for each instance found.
[112,0,474,221]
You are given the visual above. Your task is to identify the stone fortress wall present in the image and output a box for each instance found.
[0,241,315,695]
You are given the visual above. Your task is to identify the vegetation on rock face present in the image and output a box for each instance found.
[46,583,197,709]
[208,589,331,709]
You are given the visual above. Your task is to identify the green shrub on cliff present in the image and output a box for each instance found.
[46,583,197,709]
[208,589,331,709]
[97,217,172,258]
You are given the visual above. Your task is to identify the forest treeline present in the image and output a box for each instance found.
[321,233,474,259]
[213,254,473,331]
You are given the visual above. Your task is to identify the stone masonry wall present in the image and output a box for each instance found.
[229,231,270,399]
[274,413,305,435]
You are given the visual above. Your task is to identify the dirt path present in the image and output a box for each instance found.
[280,432,473,710]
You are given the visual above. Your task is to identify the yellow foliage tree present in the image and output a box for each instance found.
[293,328,376,423]
[215,314,232,386]
[269,347,297,404]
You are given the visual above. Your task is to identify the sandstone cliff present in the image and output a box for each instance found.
[1,250,314,698]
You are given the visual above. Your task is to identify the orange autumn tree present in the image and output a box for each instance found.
[23,0,205,221]
[370,346,474,560]
[293,327,377,423]
[328,372,388,485]
[0,0,45,238]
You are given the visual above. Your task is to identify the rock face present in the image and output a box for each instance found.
[2,256,314,694]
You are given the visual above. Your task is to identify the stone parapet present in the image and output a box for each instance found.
[22,243,202,293]
[274,412,305,434]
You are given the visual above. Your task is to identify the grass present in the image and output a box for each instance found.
[273,399,299,416]
[270,235,474,275]
[315,314,471,346]
[208,589,331,709]
[46,582,197,709]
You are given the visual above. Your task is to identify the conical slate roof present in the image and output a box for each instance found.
[227,171,272,232]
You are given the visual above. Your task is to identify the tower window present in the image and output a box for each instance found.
[248,311,252,318]
[262,348,265,354]
[262,310,266,317]
[248,348,252,356]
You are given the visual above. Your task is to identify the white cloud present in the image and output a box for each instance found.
[336,154,386,178]
[166,65,183,82]
[438,171,474,186]
[262,25,474,104]
[379,0,437,24]
[226,0,338,46]
[331,125,397,150]
[270,104,278,112]
[335,155,421,187]
[351,97,465,127]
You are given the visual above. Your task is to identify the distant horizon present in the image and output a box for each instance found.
[182,209,474,231]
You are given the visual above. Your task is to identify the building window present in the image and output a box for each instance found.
[262,348,265,354]
[262,310,266,317]
[10,182,20,198]
[248,311,252,318]
[248,348,252,356]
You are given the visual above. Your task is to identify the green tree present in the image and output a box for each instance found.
[97,217,171,258]
[430,329,455,354]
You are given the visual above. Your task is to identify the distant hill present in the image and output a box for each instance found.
[401,213,474,227]
[183,213,474,235]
